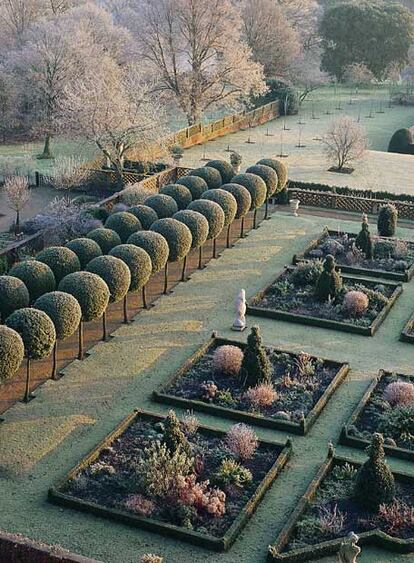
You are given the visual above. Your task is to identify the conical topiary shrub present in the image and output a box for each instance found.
[355,222,373,259]
[240,326,272,389]
[315,255,342,302]
[377,204,398,237]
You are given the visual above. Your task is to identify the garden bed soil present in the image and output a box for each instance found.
[341,370,414,461]
[153,336,349,435]
[49,409,291,552]
[268,453,414,562]
[293,229,414,282]
[247,268,402,336]
[400,311,414,342]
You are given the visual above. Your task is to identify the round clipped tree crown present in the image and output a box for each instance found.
[176,175,208,199]
[221,183,252,219]
[201,189,237,226]
[128,205,158,229]
[173,210,209,249]
[127,231,169,274]
[36,246,81,285]
[86,255,131,304]
[105,211,142,243]
[34,291,81,341]
[205,160,234,184]
[5,307,56,360]
[187,199,225,240]
[231,173,267,210]
[144,194,178,219]
[0,325,24,383]
[66,237,103,268]
[58,271,110,322]
[86,227,122,254]
[189,166,222,189]
[256,158,288,191]
[0,275,30,320]
[150,218,192,262]
[9,260,56,302]
[159,184,192,210]
[109,244,152,292]
[246,164,278,197]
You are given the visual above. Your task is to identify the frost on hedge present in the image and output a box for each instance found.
[9,260,56,302]
[34,291,81,341]
[66,237,103,268]
[5,307,56,360]
[127,231,169,274]
[0,325,24,383]
[0,275,30,320]
[150,218,192,262]
[86,227,122,254]
[109,244,152,292]
[58,271,110,322]
[187,199,225,240]
[36,246,81,284]
[86,255,131,303]
[105,211,142,243]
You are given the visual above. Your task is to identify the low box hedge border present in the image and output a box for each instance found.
[247,269,403,336]
[292,229,414,282]
[400,311,414,342]
[267,450,414,562]
[49,408,292,552]
[340,369,414,462]
[153,335,349,436]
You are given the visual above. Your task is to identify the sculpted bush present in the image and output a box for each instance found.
[105,211,142,243]
[66,237,103,268]
[127,231,169,274]
[86,227,122,254]
[205,160,234,184]
[128,205,158,229]
[189,166,222,189]
[9,260,56,302]
[0,275,30,321]
[176,175,208,199]
[160,184,192,210]
[145,194,178,219]
[36,246,81,284]
[0,325,24,383]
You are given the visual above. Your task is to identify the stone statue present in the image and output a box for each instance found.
[338,532,361,563]
[232,289,246,331]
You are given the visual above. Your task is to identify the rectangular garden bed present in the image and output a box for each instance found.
[49,409,292,552]
[400,311,414,342]
[268,452,414,562]
[153,336,349,436]
[247,267,402,336]
[340,370,414,461]
[293,229,414,282]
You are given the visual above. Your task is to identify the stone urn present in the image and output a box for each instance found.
[289,198,300,216]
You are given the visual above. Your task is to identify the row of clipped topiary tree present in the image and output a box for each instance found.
[0,157,288,404]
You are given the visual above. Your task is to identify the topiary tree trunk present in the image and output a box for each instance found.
[78,321,84,361]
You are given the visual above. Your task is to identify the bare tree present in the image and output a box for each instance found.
[289,48,329,104]
[0,0,42,47]
[44,156,91,190]
[135,0,266,125]
[4,175,31,233]
[322,116,368,172]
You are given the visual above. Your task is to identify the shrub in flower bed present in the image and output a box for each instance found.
[341,370,414,460]
[153,331,349,435]
[268,438,414,562]
[247,257,402,336]
[49,409,291,551]
[295,226,414,281]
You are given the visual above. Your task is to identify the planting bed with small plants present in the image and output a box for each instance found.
[247,257,402,336]
[294,228,414,282]
[49,409,291,551]
[153,331,349,435]
[269,436,414,562]
[341,370,414,460]
[400,311,414,342]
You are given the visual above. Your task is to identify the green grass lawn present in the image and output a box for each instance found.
[1,210,414,562]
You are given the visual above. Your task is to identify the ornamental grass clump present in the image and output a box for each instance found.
[246,164,278,219]
[176,175,208,200]
[9,259,56,302]
[86,255,131,340]
[0,325,24,384]
[86,227,122,254]
[240,326,272,388]
[205,160,234,184]
[0,275,30,321]
[355,222,373,259]
[127,231,169,275]
[315,255,342,302]
[5,308,56,402]
[187,199,225,259]
[150,218,192,290]
[189,166,222,189]
[34,291,81,379]
[109,244,152,314]
[66,237,102,268]
[343,290,369,317]
[173,210,209,269]
[128,205,158,229]
[105,211,142,243]
[58,271,110,360]
[354,433,395,511]
[231,173,266,228]
[225,423,258,461]
[212,345,243,376]
[201,189,237,248]
[160,184,192,210]
[36,246,81,284]
[378,204,398,237]
[383,381,414,407]
[221,183,252,237]
[144,194,178,219]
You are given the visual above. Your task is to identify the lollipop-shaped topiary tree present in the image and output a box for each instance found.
[86,227,122,254]
[187,200,225,260]
[109,244,152,317]
[231,173,266,229]
[173,210,209,273]
[0,275,30,322]
[59,271,110,360]
[127,205,158,230]
[34,291,82,379]
[65,238,103,268]
[246,164,278,220]
[256,158,288,193]
[5,308,56,402]
[150,218,192,292]
[105,212,142,243]
[86,256,131,340]
[189,166,222,189]
[36,246,81,285]
[0,325,24,385]
[144,194,178,219]
[159,184,192,211]
[127,231,169,278]
[201,189,237,248]
[221,183,252,238]
[205,160,234,184]
[9,260,56,302]
[176,175,208,200]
